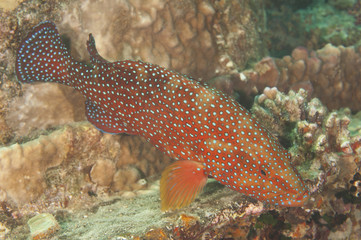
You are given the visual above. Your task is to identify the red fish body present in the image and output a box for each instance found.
[16,21,309,210]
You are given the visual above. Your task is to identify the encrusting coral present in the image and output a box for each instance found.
[252,88,361,212]
[226,44,361,112]
[6,83,85,137]
[247,87,361,239]
[55,0,265,80]
[0,122,170,209]
[252,87,360,181]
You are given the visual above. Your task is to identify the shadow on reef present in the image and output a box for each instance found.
[249,210,293,240]
[265,0,315,11]
[336,172,361,204]
[265,0,361,57]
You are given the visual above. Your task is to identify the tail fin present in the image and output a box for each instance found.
[16,21,73,85]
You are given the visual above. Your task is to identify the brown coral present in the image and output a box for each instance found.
[48,0,266,81]
[248,87,361,239]
[252,88,361,206]
[0,122,170,209]
[234,44,361,111]
[6,83,85,137]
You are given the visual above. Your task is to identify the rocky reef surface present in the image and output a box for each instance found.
[1,0,361,239]
[231,44,361,112]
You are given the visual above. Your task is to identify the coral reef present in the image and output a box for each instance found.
[90,159,117,187]
[0,0,268,143]
[0,81,18,144]
[0,121,170,208]
[252,87,361,183]
[265,0,361,56]
[2,88,361,239]
[246,87,361,239]
[228,44,361,112]
[6,83,85,137]
[348,0,361,25]
[329,0,357,10]
[43,0,266,80]
[4,179,265,239]
[131,88,361,240]
[1,0,361,239]
[252,88,361,217]
[0,124,72,204]
[297,3,361,49]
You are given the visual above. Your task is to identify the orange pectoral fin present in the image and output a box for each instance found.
[160,160,208,211]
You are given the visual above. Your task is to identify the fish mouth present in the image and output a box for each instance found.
[291,190,310,206]
[298,190,309,200]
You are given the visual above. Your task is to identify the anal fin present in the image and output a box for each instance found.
[160,160,207,211]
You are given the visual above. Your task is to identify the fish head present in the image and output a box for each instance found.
[204,136,309,207]
[253,152,310,207]
[230,143,309,207]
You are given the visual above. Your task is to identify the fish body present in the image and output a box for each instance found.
[16,21,309,210]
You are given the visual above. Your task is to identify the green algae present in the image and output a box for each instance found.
[349,111,361,137]
[28,213,60,239]
[53,181,238,239]
[253,210,292,240]
[298,3,361,46]
[57,189,166,239]
[266,0,361,57]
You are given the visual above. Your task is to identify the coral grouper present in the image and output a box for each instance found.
[16,21,309,211]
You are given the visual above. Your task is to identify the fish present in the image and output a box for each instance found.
[16,21,309,211]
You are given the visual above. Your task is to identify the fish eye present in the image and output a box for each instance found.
[260,169,266,176]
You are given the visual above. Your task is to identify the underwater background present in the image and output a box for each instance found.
[1,0,361,239]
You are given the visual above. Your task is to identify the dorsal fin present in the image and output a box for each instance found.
[86,34,110,65]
